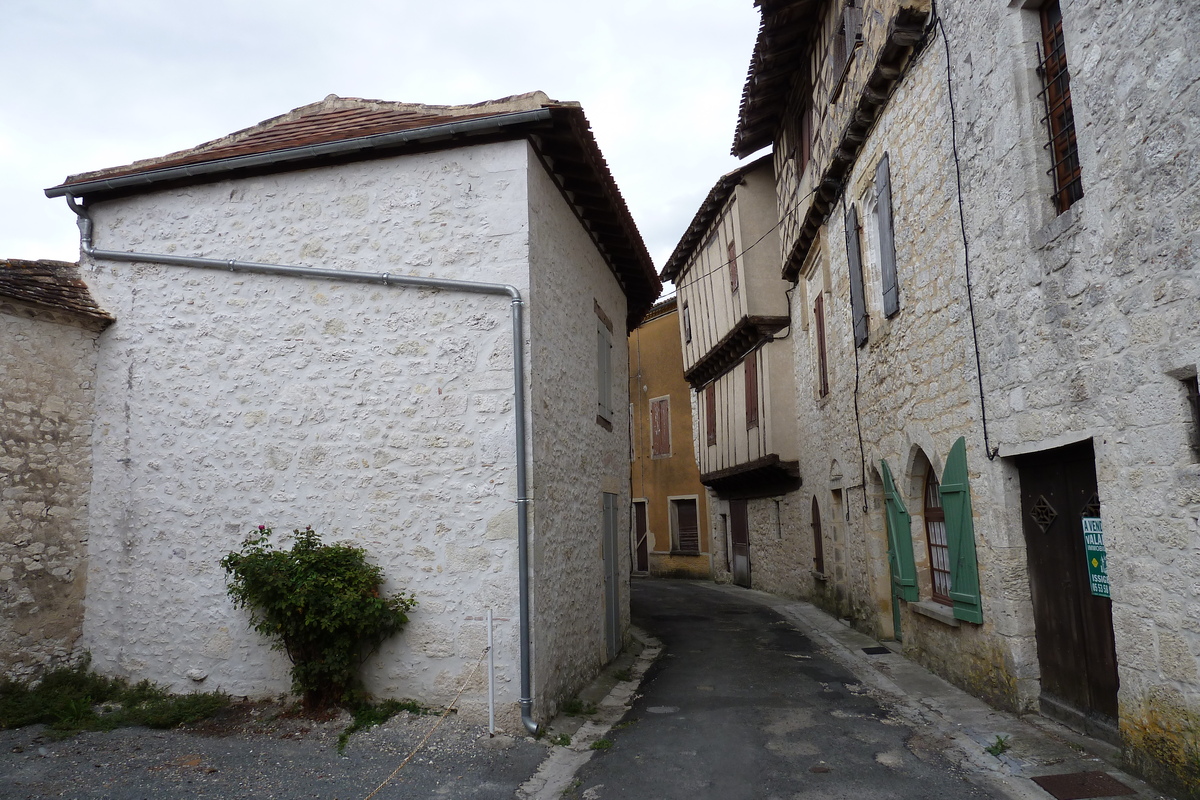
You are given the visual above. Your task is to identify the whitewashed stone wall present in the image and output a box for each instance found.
[938,0,1200,789]
[81,141,538,723]
[1,302,103,680]
[527,154,630,719]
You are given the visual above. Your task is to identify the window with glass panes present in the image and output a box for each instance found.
[925,469,951,604]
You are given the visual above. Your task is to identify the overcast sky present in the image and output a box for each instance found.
[1,1,764,278]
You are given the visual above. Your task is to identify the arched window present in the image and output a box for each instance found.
[924,469,951,604]
[811,496,825,574]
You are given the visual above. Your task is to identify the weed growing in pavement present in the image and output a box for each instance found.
[221,526,417,711]
[561,698,598,716]
[589,738,613,750]
[548,733,571,746]
[612,717,638,730]
[985,734,1011,756]
[613,669,632,682]
[0,657,228,738]
[336,698,433,753]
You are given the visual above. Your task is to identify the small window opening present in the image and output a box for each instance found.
[924,469,951,605]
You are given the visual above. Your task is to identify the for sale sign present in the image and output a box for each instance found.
[1081,517,1110,598]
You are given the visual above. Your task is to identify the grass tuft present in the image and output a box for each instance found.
[0,659,228,738]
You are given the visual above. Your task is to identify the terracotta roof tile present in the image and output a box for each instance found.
[0,259,114,324]
[46,91,661,328]
[60,92,563,186]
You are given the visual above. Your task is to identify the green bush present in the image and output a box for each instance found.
[221,526,417,711]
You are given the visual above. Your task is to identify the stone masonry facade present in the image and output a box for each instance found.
[706,0,1200,794]
[1,263,112,681]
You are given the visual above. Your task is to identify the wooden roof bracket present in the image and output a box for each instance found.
[782,6,932,281]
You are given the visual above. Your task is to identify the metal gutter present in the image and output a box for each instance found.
[46,109,555,199]
[66,197,542,735]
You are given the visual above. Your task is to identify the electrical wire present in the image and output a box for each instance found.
[932,0,1000,461]
[671,182,820,294]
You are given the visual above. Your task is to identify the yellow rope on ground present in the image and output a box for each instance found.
[361,646,490,800]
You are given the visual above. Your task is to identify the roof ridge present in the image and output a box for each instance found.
[63,91,572,185]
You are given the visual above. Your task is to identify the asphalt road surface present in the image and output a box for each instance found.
[566,578,1003,800]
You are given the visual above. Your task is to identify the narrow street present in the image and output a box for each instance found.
[563,579,1000,799]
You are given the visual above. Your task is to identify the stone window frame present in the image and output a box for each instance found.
[1036,0,1083,214]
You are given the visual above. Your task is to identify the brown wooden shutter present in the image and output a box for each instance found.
[814,293,829,397]
[705,384,716,446]
[811,496,825,574]
[745,350,759,429]
[727,240,739,291]
[845,204,869,347]
[676,499,699,553]
[650,397,670,457]
[876,154,900,318]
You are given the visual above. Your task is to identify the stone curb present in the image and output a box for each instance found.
[517,627,663,800]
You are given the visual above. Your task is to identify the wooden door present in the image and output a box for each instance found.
[730,499,751,588]
[634,501,648,573]
[1017,441,1118,725]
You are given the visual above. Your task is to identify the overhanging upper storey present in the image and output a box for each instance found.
[734,0,931,282]
[662,156,789,390]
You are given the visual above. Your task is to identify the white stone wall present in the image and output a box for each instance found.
[939,0,1200,785]
[526,152,630,719]
[0,302,103,680]
[80,141,537,720]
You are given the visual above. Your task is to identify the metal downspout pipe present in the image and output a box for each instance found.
[66,197,541,735]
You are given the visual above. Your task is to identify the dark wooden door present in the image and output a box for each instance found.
[634,502,648,573]
[1017,440,1118,724]
[730,499,751,588]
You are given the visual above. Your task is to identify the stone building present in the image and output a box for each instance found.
[43,92,660,729]
[702,0,1199,792]
[0,259,113,680]
[628,296,712,579]
[660,155,804,593]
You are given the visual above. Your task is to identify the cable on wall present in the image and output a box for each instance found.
[932,0,1000,461]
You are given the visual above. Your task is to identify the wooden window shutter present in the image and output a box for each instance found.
[843,5,864,66]
[650,397,670,457]
[596,323,612,419]
[745,350,759,429]
[811,496,825,574]
[845,204,869,348]
[727,240,740,291]
[880,459,919,602]
[939,437,984,623]
[875,154,900,318]
[676,499,700,553]
[814,293,829,397]
[705,384,716,446]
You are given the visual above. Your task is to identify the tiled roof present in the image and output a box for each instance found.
[0,259,114,324]
[660,155,773,282]
[732,0,822,158]
[46,92,660,328]
[54,93,552,187]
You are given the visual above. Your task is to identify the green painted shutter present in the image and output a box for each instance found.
[881,459,919,601]
[939,437,983,623]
